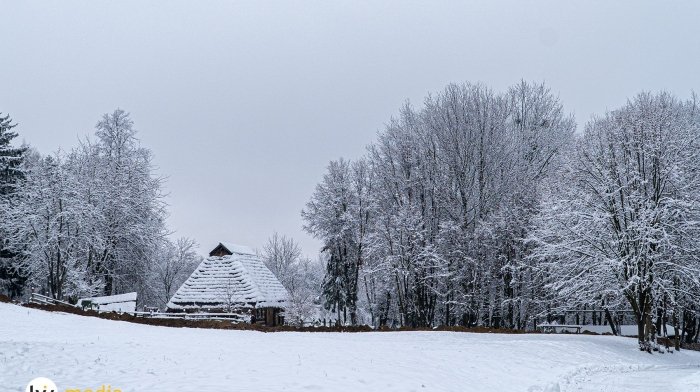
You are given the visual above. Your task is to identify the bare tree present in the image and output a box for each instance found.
[261,232,301,284]
[149,237,201,309]
[261,233,323,326]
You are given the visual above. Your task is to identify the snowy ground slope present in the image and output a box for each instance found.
[2,303,700,392]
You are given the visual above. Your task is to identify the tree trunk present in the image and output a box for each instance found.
[604,308,618,336]
[673,309,681,351]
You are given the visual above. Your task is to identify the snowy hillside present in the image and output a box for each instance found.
[2,303,700,392]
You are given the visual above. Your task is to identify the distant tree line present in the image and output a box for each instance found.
[302,81,700,351]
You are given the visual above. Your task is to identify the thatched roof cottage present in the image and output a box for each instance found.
[166,242,288,326]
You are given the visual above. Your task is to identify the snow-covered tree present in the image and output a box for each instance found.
[2,151,103,298]
[530,92,700,350]
[302,158,371,325]
[0,113,27,298]
[1,109,168,301]
[0,114,26,195]
[303,81,575,328]
[261,233,323,326]
[88,109,168,296]
[284,257,324,327]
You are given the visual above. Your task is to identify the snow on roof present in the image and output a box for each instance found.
[219,242,255,256]
[167,248,288,311]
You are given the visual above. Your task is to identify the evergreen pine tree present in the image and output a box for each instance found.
[321,243,347,326]
[0,113,27,298]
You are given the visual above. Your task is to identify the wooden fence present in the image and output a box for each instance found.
[29,293,74,307]
[28,294,249,323]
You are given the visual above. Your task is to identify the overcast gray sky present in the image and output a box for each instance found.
[1,1,699,257]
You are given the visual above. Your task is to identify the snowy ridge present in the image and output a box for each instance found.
[166,250,287,310]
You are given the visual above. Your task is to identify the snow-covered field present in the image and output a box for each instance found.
[2,303,700,392]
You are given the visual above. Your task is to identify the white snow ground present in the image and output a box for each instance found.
[2,303,700,392]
